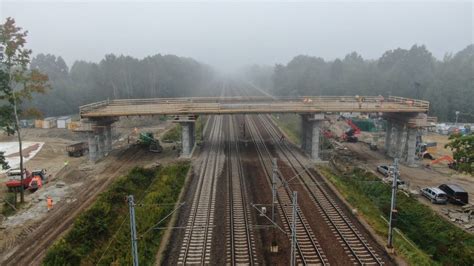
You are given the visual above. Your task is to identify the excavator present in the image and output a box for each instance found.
[341,119,361,143]
[137,132,163,153]
[430,155,457,169]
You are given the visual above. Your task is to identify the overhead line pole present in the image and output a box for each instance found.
[271,158,277,223]
[387,158,399,250]
[290,191,298,266]
[128,195,139,266]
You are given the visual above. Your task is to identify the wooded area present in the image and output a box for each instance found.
[28,44,472,122]
[27,54,214,116]
[265,45,473,122]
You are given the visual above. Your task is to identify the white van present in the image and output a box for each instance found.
[420,187,448,204]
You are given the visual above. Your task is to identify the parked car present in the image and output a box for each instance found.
[438,184,469,205]
[420,187,448,204]
[377,165,391,176]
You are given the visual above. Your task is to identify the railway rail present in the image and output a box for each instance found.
[2,147,147,265]
[178,116,224,265]
[225,115,257,265]
[245,115,329,265]
[256,114,385,265]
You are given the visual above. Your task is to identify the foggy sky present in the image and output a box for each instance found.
[1,1,473,71]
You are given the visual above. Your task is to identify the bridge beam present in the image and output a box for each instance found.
[301,113,324,161]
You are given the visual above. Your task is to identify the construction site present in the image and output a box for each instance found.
[1,85,472,266]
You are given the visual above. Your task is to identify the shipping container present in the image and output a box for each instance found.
[57,116,72,129]
[43,117,57,129]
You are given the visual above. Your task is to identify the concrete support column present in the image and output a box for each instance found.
[311,120,322,161]
[394,123,405,158]
[406,128,417,166]
[97,128,105,159]
[384,120,393,154]
[300,114,324,161]
[301,117,307,151]
[181,122,195,158]
[88,132,98,162]
[104,124,112,155]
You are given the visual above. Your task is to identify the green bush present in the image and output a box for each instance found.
[43,163,190,265]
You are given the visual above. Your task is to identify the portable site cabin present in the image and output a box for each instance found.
[43,117,57,129]
[20,119,34,128]
[57,116,72,129]
[35,119,43,128]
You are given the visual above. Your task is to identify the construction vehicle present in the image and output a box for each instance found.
[28,169,47,192]
[66,142,89,157]
[430,155,457,169]
[5,169,48,192]
[137,132,163,153]
[5,169,32,192]
[417,142,437,160]
[341,119,361,143]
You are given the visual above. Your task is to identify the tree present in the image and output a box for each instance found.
[0,17,49,203]
[0,151,9,170]
[445,134,474,174]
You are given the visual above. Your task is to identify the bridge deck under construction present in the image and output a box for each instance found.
[80,96,429,118]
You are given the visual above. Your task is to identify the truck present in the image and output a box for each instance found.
[66,142,89,157]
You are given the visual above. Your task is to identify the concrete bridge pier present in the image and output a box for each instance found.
[173,115,197,158]
[406,128,418,166]
[104,124,112,155]
[87,132,98,162]
[384,120,393,155]
[181,122,195,158]
[301,113,324,161]
[384,113,428,166]
[82,118,116,162]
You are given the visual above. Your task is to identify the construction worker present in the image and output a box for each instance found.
[47,195,53,211]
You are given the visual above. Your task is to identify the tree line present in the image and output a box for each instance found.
[246,44,473,122]
[27,53,215,117]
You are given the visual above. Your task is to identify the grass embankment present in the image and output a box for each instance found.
[43,162,190,265]
[320,166,474,265]
[161,116,205,143]
[272,114,301,145]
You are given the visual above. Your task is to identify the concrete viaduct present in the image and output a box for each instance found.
[77,96,431,165]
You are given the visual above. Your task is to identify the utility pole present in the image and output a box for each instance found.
[387,158,399,249]
[128,195,139,266]
[290,191,298,266]
[271,158,277,223]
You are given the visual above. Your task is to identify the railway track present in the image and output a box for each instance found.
[178,115,224,265]
[245,115,329,265]
[225,115,257,265]
[256,114,384,265]
[2,147,146,266]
